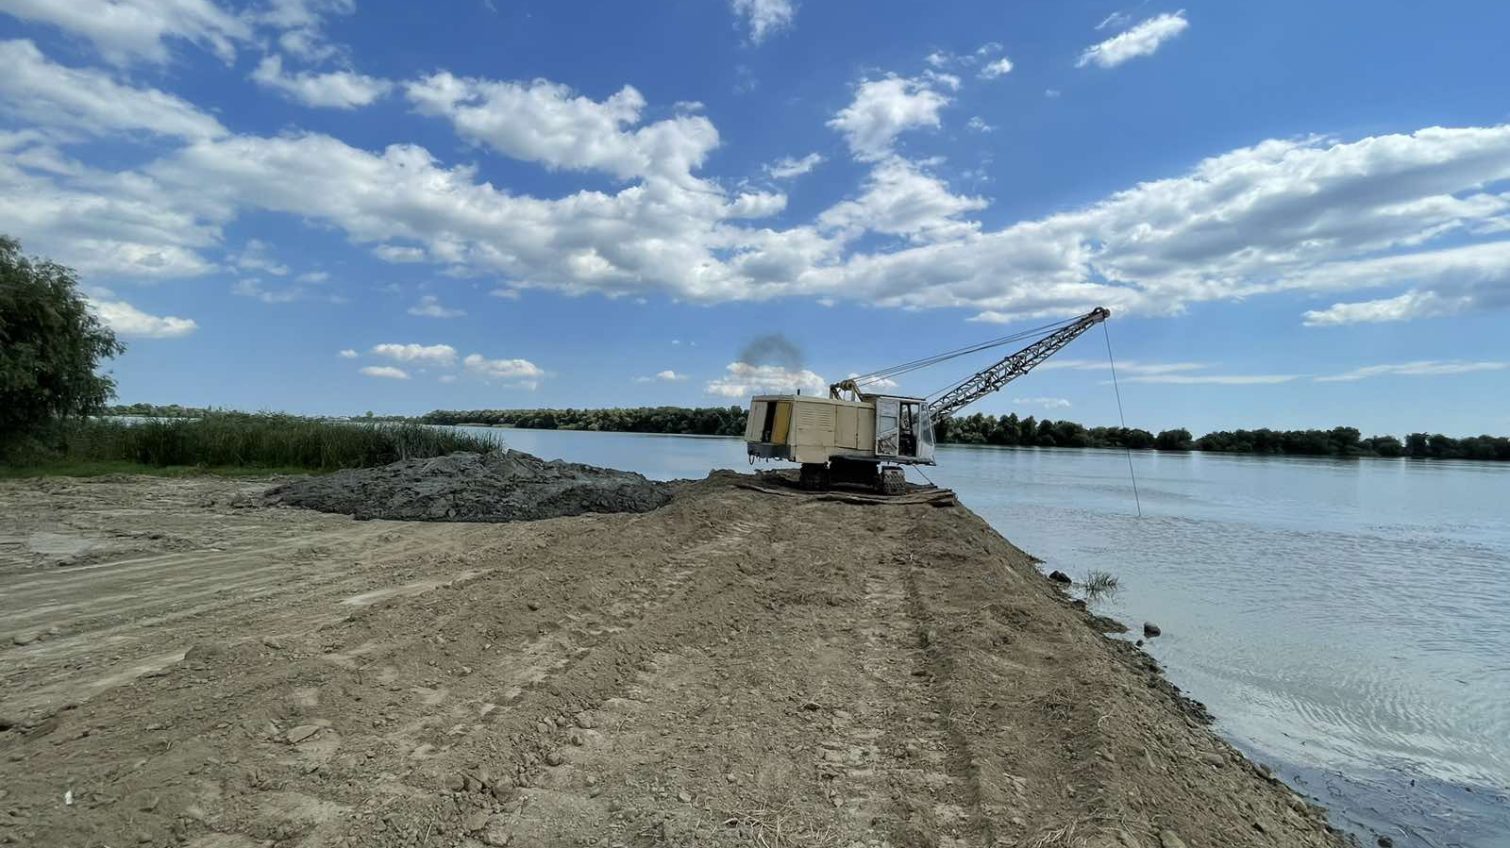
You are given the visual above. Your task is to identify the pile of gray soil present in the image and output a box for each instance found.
[263,450,671,522]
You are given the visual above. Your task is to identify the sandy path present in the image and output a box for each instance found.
[0,472,1345,848]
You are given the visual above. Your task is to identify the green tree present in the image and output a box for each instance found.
[1155,428,1194,451]
[0,237,123,445]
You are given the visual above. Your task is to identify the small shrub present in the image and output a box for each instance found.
[1084,570,1120,600]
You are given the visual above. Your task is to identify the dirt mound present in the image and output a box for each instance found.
[0,472,1349,848]
[263,450,671,521]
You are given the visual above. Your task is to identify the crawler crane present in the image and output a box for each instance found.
[744,307,1110,493]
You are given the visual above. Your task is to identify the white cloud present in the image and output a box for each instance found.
[1096,11,1132,31]
[232,277,302,303]
[463,353,544,388]
[407,294,465,318]
[405,73,718,183]
[731,0,795,44]
[1302,290,1471,326]
[1042,358,1295,385]
[338,348,357,358]
[258,0,356,62]
[1044,88,1062,99]
[360,365,409,380]
[1315,361,1508,383]
[232,239,288,275]
[978,57,1014,79]
[706,362,827,397]
[1124,373,1300,385]
[819,156,986,244]
[636,369,688,383]
[966,116,994,133]
[0,0,249,65]
[297,270,329,283]
[1012,396,1072,409]
[1077,11,1189,69]
[373,244,426,263]
[251,55,391,110]
[828,75,951,161]
[1039,358,1207,376]
[0,40,226,140]
[372,343,457,366]
[8,48,1510,330]
[765,152,824,180]
[86,290,197,338]
[846,372,898,391]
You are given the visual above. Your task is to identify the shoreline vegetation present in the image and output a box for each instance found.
[4,413,499,475]
[69,405,1510,470]
[418,406,1510,461]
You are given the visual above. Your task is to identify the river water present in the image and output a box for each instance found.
[459,427,1509,846]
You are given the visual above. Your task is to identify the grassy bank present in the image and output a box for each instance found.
[2,414,500,476]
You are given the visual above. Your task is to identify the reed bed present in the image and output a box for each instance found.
[15,413,500,473]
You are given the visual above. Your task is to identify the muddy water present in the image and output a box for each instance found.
[458,427,1510,846]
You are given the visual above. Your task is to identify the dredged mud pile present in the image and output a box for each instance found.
[263,450,671,522]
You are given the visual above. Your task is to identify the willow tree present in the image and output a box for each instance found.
[0,236,123,445]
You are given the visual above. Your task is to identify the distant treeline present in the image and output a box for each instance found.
[424,406,749,436]
[108,403,214,418]
[426,407,1510,461]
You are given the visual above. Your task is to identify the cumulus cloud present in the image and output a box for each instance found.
[258,0,356,63]
[636,370,688,383]
[405,73,718,183]
[86,290,197,338]
[1077,11,1189,69]
[338,348,357,358]
[978,57,1014,79]
[731,0,795,43]
[232,239,289,275]
[706,362,827,397]
[372,342,457,366]
[407,294,465,318]
[819,156,987,243]
[360,365,409,380]
[0,40,226,140]
[7,42,1510,329]
[828,75,951,161]
[373,244,426,263]
[966,116,994,133]
[251,55,392,109]
[463,353,544,388]
[0,0,249,65]
[765,152,824,180]
[1012,396,1072,409]
[1314,361,1508,383]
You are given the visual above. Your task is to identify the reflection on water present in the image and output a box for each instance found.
[459,427,1510,846]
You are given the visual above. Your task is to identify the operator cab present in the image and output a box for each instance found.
[874,396,935,464]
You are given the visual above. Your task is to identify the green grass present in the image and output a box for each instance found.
[1083,570,1121,600]
[0,460,315,479]
[2,413,501,476]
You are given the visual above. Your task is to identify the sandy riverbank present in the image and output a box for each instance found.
[0,470,1346,847]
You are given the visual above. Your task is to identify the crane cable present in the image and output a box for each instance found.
[849,315,1081,389]
[1103,321,1143,518]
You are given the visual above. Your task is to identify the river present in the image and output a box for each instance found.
[458,427,1508,847]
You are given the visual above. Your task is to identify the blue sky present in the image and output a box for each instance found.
[2,0,1508,436]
